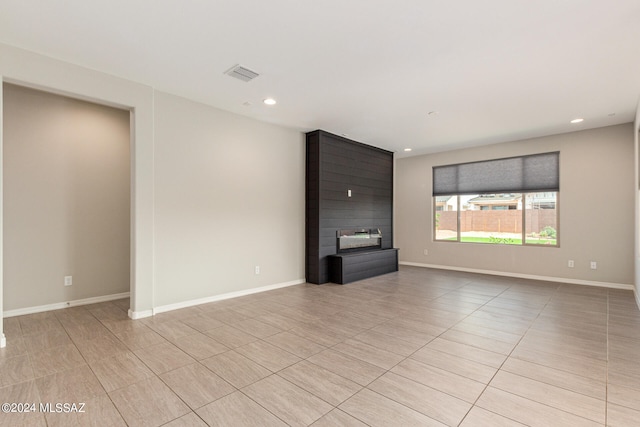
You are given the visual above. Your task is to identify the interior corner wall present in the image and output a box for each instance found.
[0,81,4,344]
[152,91,305,307]
[3,84,130,311]
[634,96,640,308]
[396,123,635,287]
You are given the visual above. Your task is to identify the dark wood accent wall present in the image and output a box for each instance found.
[306,130,394,284]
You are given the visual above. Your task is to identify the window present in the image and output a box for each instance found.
[433,153,559,246]
[524,192,558,245]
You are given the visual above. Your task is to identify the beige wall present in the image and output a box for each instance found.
[396,123,635,286]
[0,43,156,325]
[152,92,305,307]
[635,97,640,306]
[3,84,130,310]
[0,43,306,335]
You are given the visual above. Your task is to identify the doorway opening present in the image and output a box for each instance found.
[2,83,132,318]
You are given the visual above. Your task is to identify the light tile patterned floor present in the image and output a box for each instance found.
[1,266,639,426]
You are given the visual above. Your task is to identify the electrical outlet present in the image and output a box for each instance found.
[255,266,260,275]
[568,260,574,268]
[64,276,73,286]
[423,249,429,256]
[590,261,597,270]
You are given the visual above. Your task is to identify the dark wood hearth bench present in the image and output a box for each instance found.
[328,248,398,284]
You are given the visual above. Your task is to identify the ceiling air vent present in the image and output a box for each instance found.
[224,64,259,82]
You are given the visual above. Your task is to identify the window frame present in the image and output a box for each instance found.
[433,191,559,247]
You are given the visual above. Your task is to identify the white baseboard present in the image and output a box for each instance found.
[399,262,635,290]
[128,309,153,320]
[152,278,306,315]
[0,333,6,348]
[2,292,131,318]
[635,287,640,311]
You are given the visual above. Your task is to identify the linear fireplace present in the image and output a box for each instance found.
[336,228,382,253]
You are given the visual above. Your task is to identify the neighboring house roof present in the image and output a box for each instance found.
[468,194,521,204]
[529,195,556,204]
[435,196,453,203]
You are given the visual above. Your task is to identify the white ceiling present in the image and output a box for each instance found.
[1,1,639,156]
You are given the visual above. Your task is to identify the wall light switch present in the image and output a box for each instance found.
[590,261,597,270]
[347,189,352,198]
[64,276,73,286]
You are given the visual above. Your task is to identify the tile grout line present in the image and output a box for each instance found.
[72,303,130,427]
[166,306,355,425]
[92,303,221,426]
[331,279,518,424]
[321,278,510,426]
[456,279,559,426]
[461,284,612,426]
[253,288,457,426]
[238,373,337,427]
[325,278,527,425]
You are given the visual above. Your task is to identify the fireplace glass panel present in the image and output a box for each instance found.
[337,228,382,252]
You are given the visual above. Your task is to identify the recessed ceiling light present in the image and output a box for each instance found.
[570,118,584,124]
[263,98,276,106]
[404,148,412,152]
